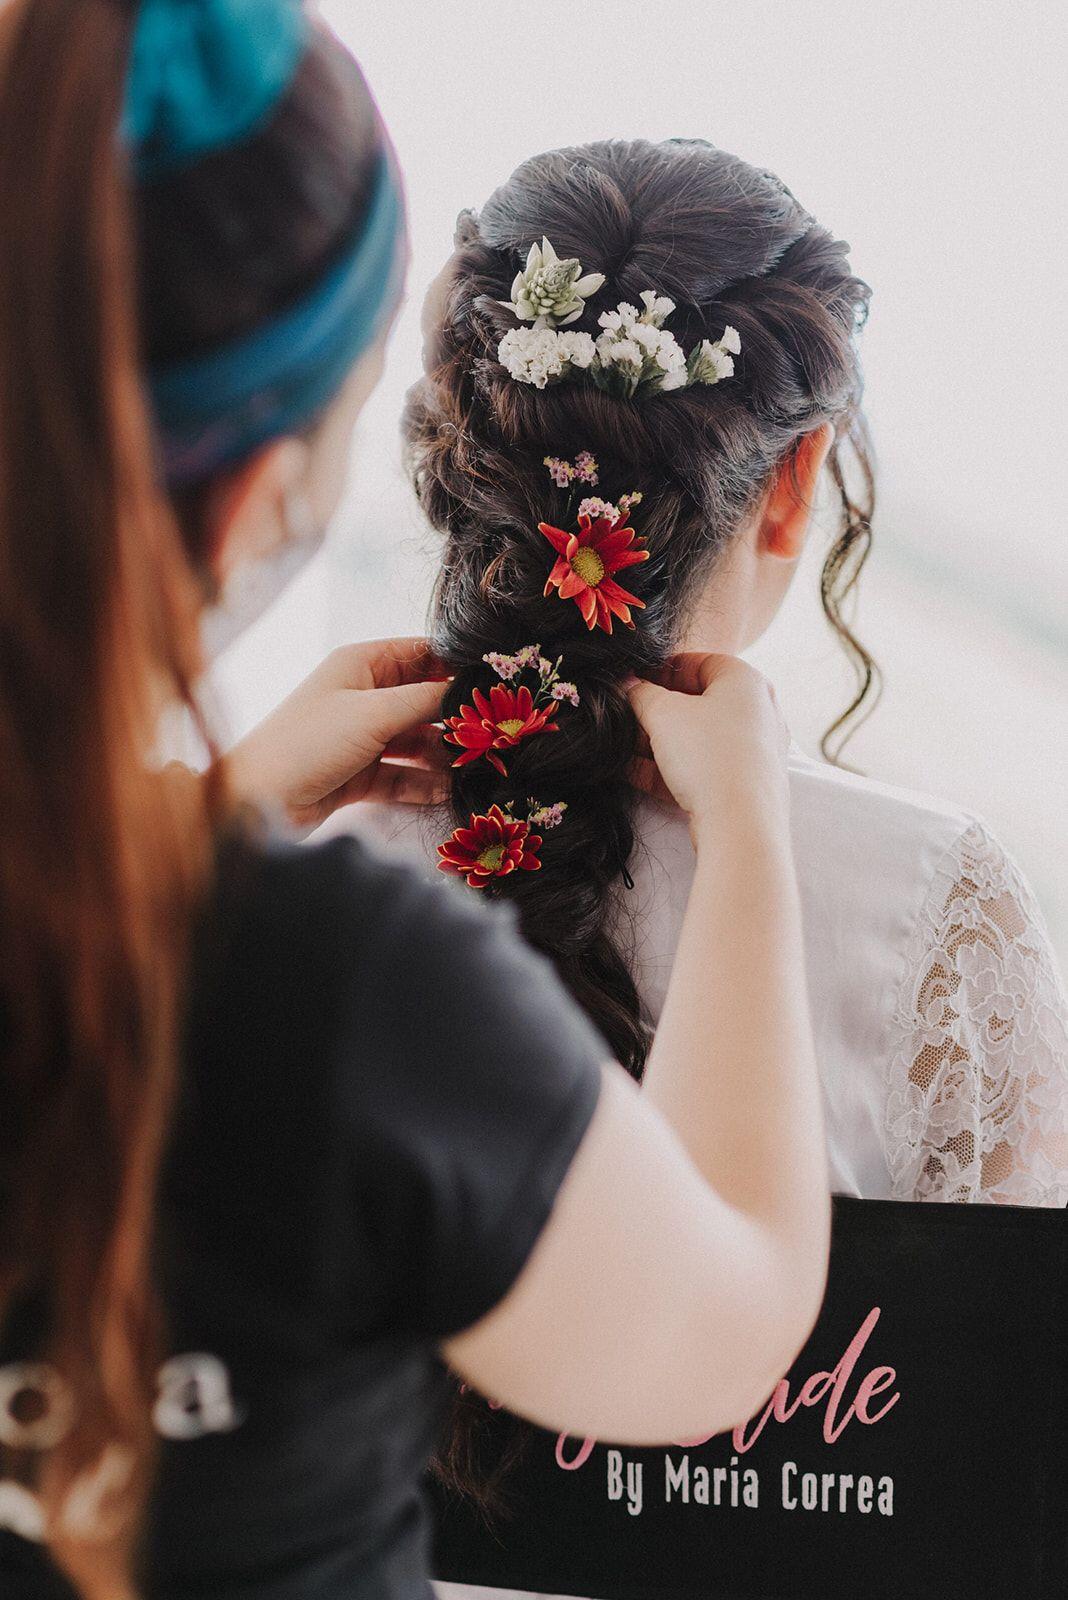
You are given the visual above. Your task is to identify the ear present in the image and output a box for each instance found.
[757,422,835,560]
[202,437,311,585]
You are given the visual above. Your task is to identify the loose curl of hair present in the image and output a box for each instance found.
[403,137,876,1508]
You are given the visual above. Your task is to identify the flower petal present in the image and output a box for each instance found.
[577,588,599,628]
[487,683,513,719]
[605,548,651,571]
[557,568,589,600]
[538,522,571,555]
[598,577,646,610]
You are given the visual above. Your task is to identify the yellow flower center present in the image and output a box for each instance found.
[496,718,526,737]
[476,843,506,872]
[570,547,605,586]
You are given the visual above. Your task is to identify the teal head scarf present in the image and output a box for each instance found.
[121,0,407,482]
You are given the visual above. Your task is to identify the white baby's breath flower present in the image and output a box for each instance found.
[608,337,643,368]
[501,236,605,328]
[498,326,567,387]
[639,290,676,326]
[654,329,686,372]
[499,325,597,387]
[558,330,596,368]
[686,328,741,387]
[598,308,623,332]
[616,302,640,328]
[630,323,661,353]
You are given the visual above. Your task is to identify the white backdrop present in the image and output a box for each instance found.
[214,0,1068,968]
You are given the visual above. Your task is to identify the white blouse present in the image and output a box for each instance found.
[334,739,1068,1208]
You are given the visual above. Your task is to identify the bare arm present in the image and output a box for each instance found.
[444,656,829,1443]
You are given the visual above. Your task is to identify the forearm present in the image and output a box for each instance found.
[641,792,829,1298]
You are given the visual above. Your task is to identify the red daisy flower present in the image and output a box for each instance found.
[437,805,543,889]
[538,508,650,634]
[443,683,559,777]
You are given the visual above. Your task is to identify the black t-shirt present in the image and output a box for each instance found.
[0,832,604,1598]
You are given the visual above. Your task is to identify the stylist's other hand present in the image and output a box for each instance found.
[227,637,450,833]
[627,654,789,844]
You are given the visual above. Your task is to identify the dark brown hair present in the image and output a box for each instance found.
[0,2,379,1591]
[404,136,875,1504]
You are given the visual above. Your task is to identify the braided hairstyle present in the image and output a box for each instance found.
[407,134,874,1070]
[406,138,875,1505]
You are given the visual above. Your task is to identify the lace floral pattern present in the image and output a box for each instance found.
[886,818,1068,1205]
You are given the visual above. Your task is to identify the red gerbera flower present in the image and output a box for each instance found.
[437,805,543,889]
[538,508,650,634]
[443,683,559,777]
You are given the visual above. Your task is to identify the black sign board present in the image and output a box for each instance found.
[432,1198,1068,1600]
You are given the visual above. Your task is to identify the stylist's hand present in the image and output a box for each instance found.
[227,637,449,834]
[628,654,789,842]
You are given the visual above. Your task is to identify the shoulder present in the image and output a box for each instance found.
[785,743,977,880]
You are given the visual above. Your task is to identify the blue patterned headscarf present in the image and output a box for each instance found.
[122,0,407,483]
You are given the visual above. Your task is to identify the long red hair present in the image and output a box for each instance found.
[0,1,218,1591]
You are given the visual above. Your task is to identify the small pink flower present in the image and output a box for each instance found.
[482,651,520,681]
[578,496,618,523]
[575,450,599,485]
[544,455,577,489]
[529,800,568,830]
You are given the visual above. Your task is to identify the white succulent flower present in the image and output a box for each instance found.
[639,290,676,326]
[502,236,605,328]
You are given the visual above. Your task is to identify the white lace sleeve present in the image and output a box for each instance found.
[886,817,1068,1206]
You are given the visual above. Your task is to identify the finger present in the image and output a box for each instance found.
[626,676,672,730]
[326,760,449,813]
[627,754,671,804]
[652,651,735,696]
[363,761,449,806]
[360,678,449,744]
[382,724,450,767]
[328,638,450,691]
[631,722,654,760]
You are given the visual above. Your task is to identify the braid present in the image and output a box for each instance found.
[418,426,684,1072]
[403,135,875,1509]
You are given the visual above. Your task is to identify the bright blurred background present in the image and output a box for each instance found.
[213,0,1068,971]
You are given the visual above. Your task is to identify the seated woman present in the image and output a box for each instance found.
[338,134,1068,1209]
